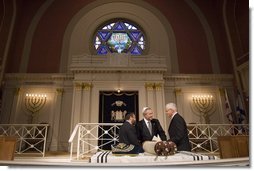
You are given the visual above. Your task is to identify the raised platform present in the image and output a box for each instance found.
[0,151,249,167]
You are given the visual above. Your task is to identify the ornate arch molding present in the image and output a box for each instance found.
[185,0,220,74]
[60,0,178,73]
[19,0,55,72]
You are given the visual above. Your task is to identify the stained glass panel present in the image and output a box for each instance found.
[98,46,108,55]
[131,46,141,55]
[93,20,145,55]
[98,31,111,41]
[113,22,126,31]
[107,33,132,53]
[130,31,141,41]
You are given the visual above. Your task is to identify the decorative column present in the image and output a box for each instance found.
[154,83,166,130]
[80,83,92,123]
[145,83,155,111]
[70,83,83,131]
[219,88,226,124]
[80,83,93,153]
[9,88,21,123]
[70,82,83,152]
[49,88,64,151]
[174,88,183,115]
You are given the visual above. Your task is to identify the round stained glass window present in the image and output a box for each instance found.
[94,20,145,55]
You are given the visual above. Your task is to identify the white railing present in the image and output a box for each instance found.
[187,124,249,154]
[69,123,121,160]
[0,124,49,157]
[69,123,249,160]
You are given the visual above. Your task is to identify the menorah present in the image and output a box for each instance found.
[25,93,47,123]
[191,95,216,124]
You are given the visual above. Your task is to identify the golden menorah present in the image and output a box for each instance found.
[191,95,216,124]
[25,93,47,123]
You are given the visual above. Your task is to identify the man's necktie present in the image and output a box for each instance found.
[148,121,152,135]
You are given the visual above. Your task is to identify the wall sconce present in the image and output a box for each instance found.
[25,93,47,123]
[191,94,216,124]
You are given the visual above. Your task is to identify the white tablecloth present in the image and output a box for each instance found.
[90,151,218,164]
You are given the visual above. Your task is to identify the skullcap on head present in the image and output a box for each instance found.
[142,107,151,114]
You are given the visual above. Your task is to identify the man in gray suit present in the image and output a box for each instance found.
[136,107,167,144]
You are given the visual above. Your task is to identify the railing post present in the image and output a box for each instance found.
[77,125,81,160]
[42,125,48,157]
[70,142,73,161]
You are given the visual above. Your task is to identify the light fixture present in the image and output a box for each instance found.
[191,94,215,124]
[192,94,213,101]
[116,71,121,93]
[117,88,121,93]
[25,93,47,123]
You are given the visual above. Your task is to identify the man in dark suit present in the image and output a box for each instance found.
[166,103,191,151]
[136,107,167,144]
[119,112,144,153]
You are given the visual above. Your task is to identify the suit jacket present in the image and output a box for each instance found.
[119,121,140,146]
[136,119,167,143]
[168,113,191,151]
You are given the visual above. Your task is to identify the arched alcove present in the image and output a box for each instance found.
[60,0,178,73]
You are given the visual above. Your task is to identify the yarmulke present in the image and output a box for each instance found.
[142,107,150,114]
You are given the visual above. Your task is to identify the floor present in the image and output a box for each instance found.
[0,151,90,166]
[0,151,250,167]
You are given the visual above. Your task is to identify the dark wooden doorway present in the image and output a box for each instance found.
[98,91,139,150]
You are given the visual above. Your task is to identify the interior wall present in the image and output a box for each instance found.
[0,74,74,151]
[3,0,248,75]
[0,0,248,152]
[164,74,234,125]
[62,1,173,74]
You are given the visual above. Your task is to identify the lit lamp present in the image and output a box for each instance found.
[116,71,121,93]
[191,94,215,124]
[25,93,47,123]
[117,88,121,93]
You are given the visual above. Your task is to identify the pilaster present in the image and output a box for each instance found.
[80,83,93,123]
[154,83,166,130]
[10,88,22,123]
[49,88,64,151]
[145,83,155,111]
[174,88,183,115]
